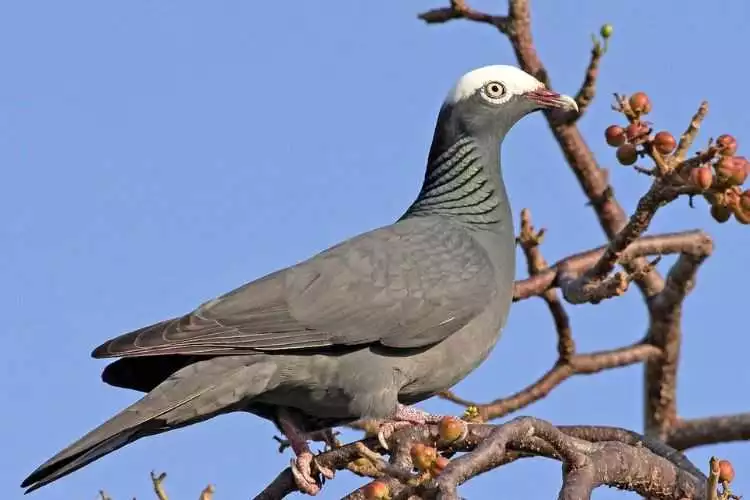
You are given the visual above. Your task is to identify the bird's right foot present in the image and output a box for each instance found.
[376,404,446,449]
[377,420,414,449]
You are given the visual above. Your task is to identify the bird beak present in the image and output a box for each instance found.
[524,88,578,113]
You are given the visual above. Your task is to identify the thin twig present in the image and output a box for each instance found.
[572,35,606,119]
[440,341,660,421]
[151,471,169,500]
[675,101,710,162]
[198,484,215,500]
[516,209,574,360]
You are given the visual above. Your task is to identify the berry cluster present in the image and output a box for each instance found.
[605,92,666,165]
[361,417,466,499]
[701,138,750,223]
[604,92,750,224]
[410,443,450,475]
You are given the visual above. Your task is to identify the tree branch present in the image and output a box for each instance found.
[668,413,750,450]
[645,239,713,439]
[572,29,608,120]
[341,418,705,500]
[418,0,510,32]
[512,230,712,301]
[516,209,574,360]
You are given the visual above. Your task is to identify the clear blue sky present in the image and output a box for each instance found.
[2,1,748,498]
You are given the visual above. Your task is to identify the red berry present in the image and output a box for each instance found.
[715,156,733,176]
[430,456,450,476]
[653,131,677,155]
[363,480,390,499]
[605,125,627,147]
[741,190,750,212]
[711,204,731,223]
[438,417,465,443]
[629,92,651,114]
[716,134,738,156]
[410,443,437,471]
[625,122,648,141]
[689,167,713,190]
[715,157,747,185]
[734,206,750,225]
[616,144,638,165]
[734,156,750,181]
[730,157,749,185]
[718,460,736,483]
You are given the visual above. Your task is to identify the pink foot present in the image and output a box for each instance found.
[290,451,321,496]
[277,410,335,496]
[377,420,413,450]
[377,404,445,449]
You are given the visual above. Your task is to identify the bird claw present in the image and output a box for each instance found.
[290,451,335,495]
[377,420,414,450]
[317,460,335,480]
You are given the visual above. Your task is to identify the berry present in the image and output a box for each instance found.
[715,157,747,185]
[689,167,713,190]
[430,456,450,476]
[729,157,748,185]
[410,443,438,471]
[438,416,465,443]
[605,125,627,147]
[653,131,677,155]
[600,24,613,38]
[363,480,390,500]
[718,459,735,483]
[629,92,651,115]
[625,122,648,141]
[710,204,731,223]
[616,144,638,165]
[716,134,738,156]
[735,156,750,178]
[741,190,750,212]
[734,205,750,225]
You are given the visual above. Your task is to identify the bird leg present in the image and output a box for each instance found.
[273,428,340,453]
[377,403,450,449]
[276,411,335,496]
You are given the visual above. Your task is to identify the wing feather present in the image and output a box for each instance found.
[92,217,497,358]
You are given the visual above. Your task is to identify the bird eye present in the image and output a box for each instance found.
[482,81,506,101]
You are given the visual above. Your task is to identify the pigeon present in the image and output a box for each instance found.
[22,65,577,495]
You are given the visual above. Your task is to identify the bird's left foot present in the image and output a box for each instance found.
[377,404,445,449]
[289,451,335,496]
[290,451,320,495]
[277,409,335,496]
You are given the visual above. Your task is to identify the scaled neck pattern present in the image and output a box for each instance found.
[403,135,511,230]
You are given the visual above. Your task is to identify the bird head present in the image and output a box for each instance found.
[441,65,578,139]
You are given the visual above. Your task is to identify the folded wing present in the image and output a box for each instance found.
[93,217,497,359]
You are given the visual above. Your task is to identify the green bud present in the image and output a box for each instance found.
[600,24,613,38]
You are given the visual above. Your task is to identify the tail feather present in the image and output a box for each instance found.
[21,356,274,493]
[21,387,185,494]
[22,427,144,493]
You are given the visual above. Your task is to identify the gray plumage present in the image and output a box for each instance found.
[22,65,576,493]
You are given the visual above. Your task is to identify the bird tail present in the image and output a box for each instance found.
[22,356,276,494]
[21,424,146,494]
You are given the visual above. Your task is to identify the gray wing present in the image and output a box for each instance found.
[93,217,498,358]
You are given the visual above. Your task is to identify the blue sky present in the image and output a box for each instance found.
[2,1,748,498]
